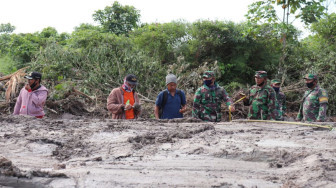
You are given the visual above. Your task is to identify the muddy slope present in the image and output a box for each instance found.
[0,115,335,187]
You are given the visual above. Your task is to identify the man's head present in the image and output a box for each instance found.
[125,74,138,89]
[202,71,215,87]
[254,71,267,86]
[166,74,177,92]
[24,72,42,89]
[271,79,281,92]
[304,74,317,89]
[271,79,281,87]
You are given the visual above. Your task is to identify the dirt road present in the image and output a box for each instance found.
[0,115,335,187]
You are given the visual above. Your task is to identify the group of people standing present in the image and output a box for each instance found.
[105,70,328,122]
[13,70,328,122]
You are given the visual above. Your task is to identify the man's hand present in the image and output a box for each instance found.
[125,104,132,111]
[229,105,235,112]
[238,93,248,103]
[179,106,187,114]
[133,103,141,111]
[25,84,31,91]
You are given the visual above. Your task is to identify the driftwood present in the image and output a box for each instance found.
[137,92,156,103]
[0,68,27,102]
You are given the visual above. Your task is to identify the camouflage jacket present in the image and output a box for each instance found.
[243,84,278,120]
[297,85,328,122]
[275,91,286,121]
[192,83,233,122]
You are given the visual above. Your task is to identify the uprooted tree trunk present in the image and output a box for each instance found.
[0,68,27,103]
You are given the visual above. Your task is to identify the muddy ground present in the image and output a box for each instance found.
[0,115,336,188]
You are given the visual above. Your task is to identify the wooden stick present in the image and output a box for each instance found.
[72,88,94,101]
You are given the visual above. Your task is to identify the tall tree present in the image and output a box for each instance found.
[92,1,140,35]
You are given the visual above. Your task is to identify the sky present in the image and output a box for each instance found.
[0,0,259,34]
[1,0,334,36]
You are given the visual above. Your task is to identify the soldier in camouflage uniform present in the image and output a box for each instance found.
[241,71,278,120]
[296,74,328,122]
[271,79,286,121]
[192,71,235,122]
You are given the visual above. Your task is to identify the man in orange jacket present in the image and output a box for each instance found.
[107,74,141,119]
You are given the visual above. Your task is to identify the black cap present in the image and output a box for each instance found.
[24,72,42,80]
[125,74,138,85]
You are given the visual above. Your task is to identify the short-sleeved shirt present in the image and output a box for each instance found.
[155,89,186,119]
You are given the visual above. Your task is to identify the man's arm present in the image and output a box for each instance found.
[192,88,202,118]
[179,91,187,113]
[13,89,23,115]
[222,88,235,111]
[296,104,303,121]
[107,89,125,114]
[242,90,250,106]
[222,88,233,106]
[317,103,328,122]
[154,105,160,119]
[317,89,328,122]
[267,89,278,120]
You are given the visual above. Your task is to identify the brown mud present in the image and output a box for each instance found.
[0,115,336,187]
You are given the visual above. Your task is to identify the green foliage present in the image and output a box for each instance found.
[246,0,326,25]
[30,33,167,99]
[0,55,18,74]
[246,1,278,24]
[131,21,188,64]
[8,33,40,66]
[187,20,279,85]
[299,1,326,24]
[52,81,75,100]
[0,23,15,34]
[224,81,245,95]
[0,33,12,54]
[310,13,336,46]
[93,1,140,35]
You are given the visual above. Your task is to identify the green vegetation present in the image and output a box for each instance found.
[0,1,335,116]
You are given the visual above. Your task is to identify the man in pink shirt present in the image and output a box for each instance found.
[13,72,48,118]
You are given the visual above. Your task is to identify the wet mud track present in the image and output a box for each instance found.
[0,115,335,187]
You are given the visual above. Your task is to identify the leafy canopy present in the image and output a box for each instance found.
[92,1,140,35]
[0,23,15,34]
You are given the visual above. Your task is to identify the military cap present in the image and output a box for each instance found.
[304,74,317,80]
[255,71,267,78]
[271,79,281,84]
[202,71,215,78]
